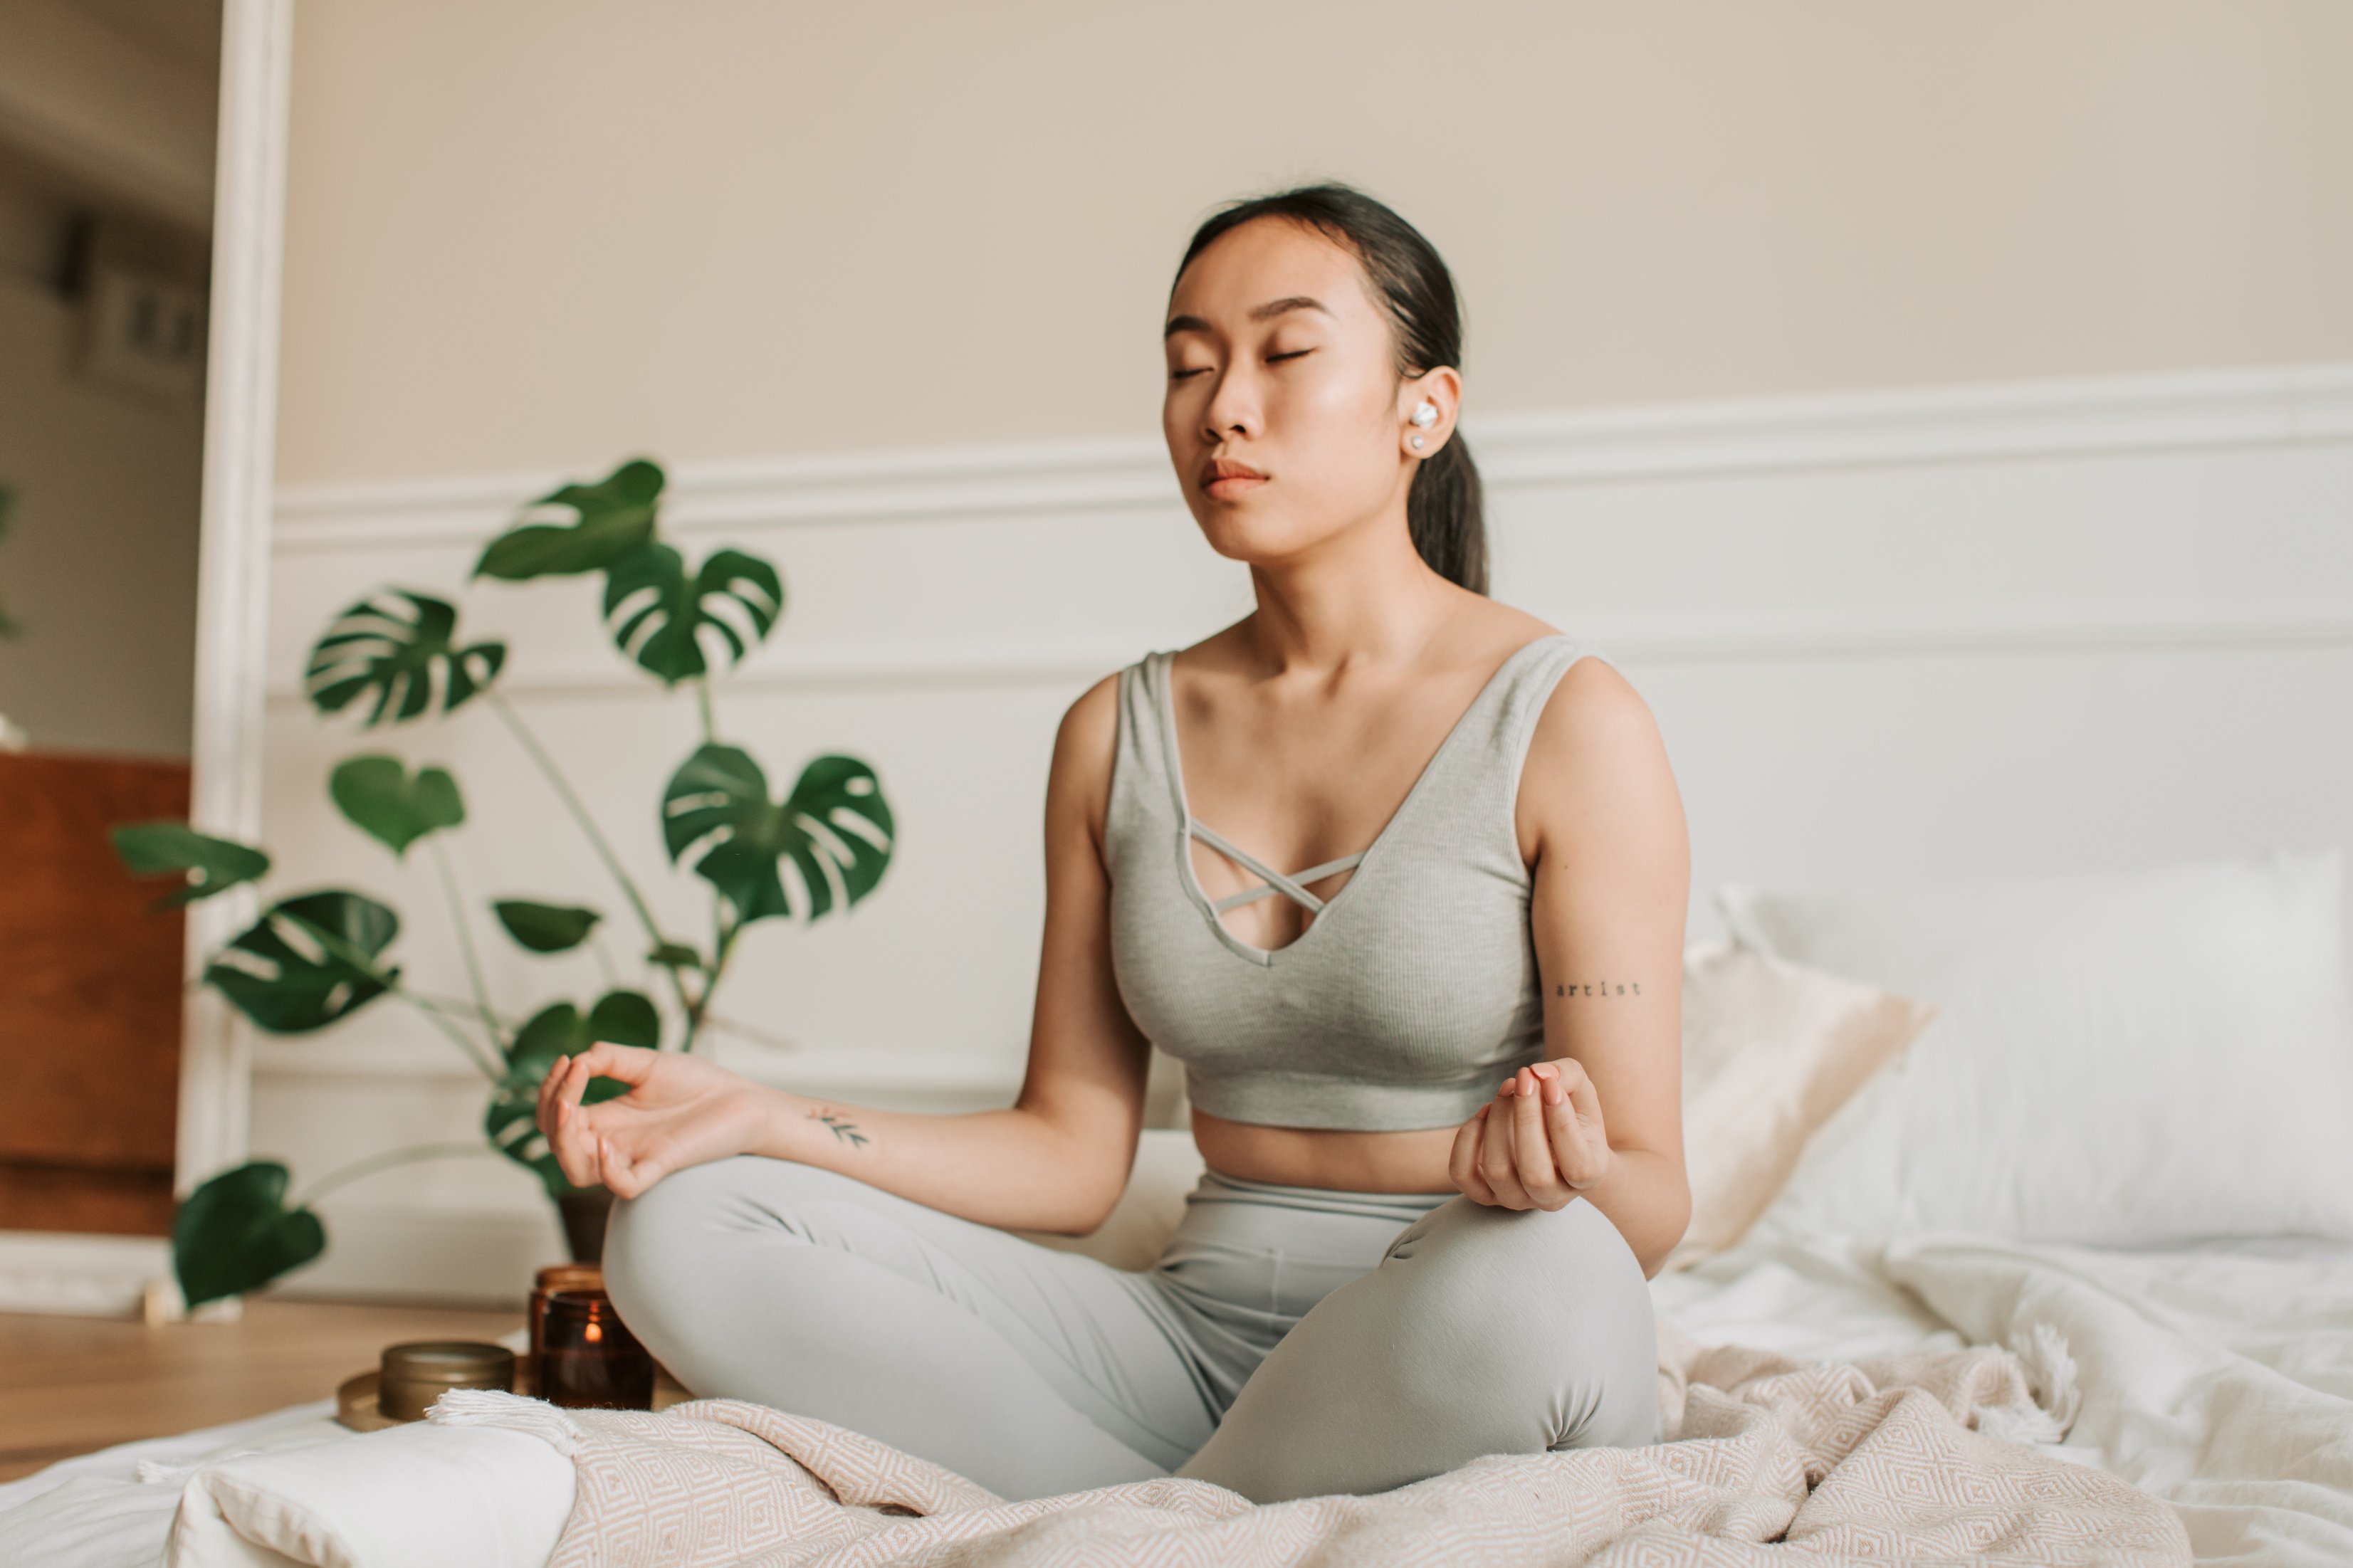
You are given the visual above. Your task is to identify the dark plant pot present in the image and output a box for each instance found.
[556,1186,616,1264]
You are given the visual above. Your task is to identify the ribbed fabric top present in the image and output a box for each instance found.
[1106,634,1595,1132]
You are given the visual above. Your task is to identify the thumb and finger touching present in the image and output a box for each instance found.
[1531,1058,1609,1187]
[1451,1105,1498,1203]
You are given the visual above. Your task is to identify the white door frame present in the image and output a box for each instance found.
[0,0,293,1317]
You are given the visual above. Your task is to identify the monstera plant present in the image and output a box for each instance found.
[115,459,895,1306]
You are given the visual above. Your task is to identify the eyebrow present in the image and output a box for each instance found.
[1162,295,1333,340]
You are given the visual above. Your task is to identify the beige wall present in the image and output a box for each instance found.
[276,0,2353,487]
[256,2,2353,1300]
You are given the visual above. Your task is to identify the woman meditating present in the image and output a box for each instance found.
[535,184,1692,1505]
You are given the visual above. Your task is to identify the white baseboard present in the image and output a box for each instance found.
[0,1231,171,1318]
[0,1211,562,1317]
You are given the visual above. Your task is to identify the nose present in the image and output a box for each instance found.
[1200,364,1261,444]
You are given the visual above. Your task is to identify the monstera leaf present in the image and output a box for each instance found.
[174,1160,326,1307]
[483,992,655,1194]
[111,822,271,907]
[492,900,602,954]
[306,591,506,727]
[205,890,399,1033]
[602,542,783,684]
[661,744,893,924]
[474,458,664,581]
[329,755,464,856]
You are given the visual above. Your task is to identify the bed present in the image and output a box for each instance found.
[4,848,2349,1564]
[4,1208,2347,1566]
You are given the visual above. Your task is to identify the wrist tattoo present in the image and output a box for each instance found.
[1553,980,1642,999]
[808,1107,870,1149]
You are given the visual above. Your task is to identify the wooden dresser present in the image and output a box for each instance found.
[0,751,190,1236]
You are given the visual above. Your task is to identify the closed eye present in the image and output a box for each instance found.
[1268,349,1313,364]
[1168,366,1210,381]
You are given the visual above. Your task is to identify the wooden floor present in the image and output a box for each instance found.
[0,1298,522,1481]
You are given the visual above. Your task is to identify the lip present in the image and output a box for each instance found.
[1199,458,1268,500]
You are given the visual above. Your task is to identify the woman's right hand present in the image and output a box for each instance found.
[534,1045,777,1199]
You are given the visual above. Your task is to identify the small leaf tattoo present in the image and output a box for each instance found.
[809,1108,869,1148]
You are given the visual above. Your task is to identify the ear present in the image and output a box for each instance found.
[1398,367,1463,459]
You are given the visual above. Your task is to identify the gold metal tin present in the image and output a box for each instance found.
[377,1340,516,1422]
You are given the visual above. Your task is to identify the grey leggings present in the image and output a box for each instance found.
[603,1157,1659,1504]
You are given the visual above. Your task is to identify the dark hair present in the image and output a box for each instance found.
[1173,182,1487,594]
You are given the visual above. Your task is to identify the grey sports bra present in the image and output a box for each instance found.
[1105,634,1595,1132]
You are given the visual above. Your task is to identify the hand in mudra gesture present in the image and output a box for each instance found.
[535,1045,771,1200]
[1449,1059,1614,1211]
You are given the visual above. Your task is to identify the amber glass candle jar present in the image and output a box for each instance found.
[538,1289,654,1410]
[530,1263,605,1359]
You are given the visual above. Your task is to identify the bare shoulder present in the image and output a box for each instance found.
[1518,653,1684,856]
[1047,670,1124,844]
[1534,653,1656,749]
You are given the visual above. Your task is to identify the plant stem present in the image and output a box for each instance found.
[485,690,696,1019]
[678,914,742,1052]
[428,836,502,1047]
[397,992,505,1080]
[281,913,503,1080]
[487,691,664,945]
[413,989,519,1029]
[297,1142,491,1209]
[695,675,716,742]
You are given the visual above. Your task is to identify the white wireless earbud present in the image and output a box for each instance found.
[1411,402,1439,428]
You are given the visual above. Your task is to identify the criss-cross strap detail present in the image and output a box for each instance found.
[1187,821,1366,915]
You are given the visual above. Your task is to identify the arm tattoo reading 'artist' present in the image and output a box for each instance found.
[808,1107,870,1149]
[1553,980,1642,999]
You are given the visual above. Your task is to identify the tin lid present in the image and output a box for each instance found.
[380,1340,516,1389]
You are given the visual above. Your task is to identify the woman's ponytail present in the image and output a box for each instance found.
[1407,433,1486,596]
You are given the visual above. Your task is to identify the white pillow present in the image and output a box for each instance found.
[1666,943,1936,1270]
[1722,848,2353,1246]
[168,1420,572,1568]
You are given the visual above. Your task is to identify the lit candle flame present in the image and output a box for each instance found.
[585,1321,602,1344]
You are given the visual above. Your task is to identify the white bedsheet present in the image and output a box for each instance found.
[6,1229,2349,1567]
[0,1401,342,1568]
[1661,1224,2353,1567]
[1886,1231,2353,1567]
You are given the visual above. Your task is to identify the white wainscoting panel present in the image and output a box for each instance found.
[250,362,2353,1302]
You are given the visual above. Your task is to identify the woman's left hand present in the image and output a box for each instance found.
[1449,1059,1613,1210]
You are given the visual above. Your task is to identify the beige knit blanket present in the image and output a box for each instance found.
[434,1322,2189,1567]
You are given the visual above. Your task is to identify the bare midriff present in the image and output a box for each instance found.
[1190,1109,1461,1194]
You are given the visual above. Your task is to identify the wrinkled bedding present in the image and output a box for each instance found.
[419,1325,2175,1567]
[1664,1226,2353,1565]
[3,1228,2347,1567]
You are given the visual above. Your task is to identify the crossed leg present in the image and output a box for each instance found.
[603,1157,1211,1500]
[1176,1194,1660,1503]
[607,1159,1658,1506]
